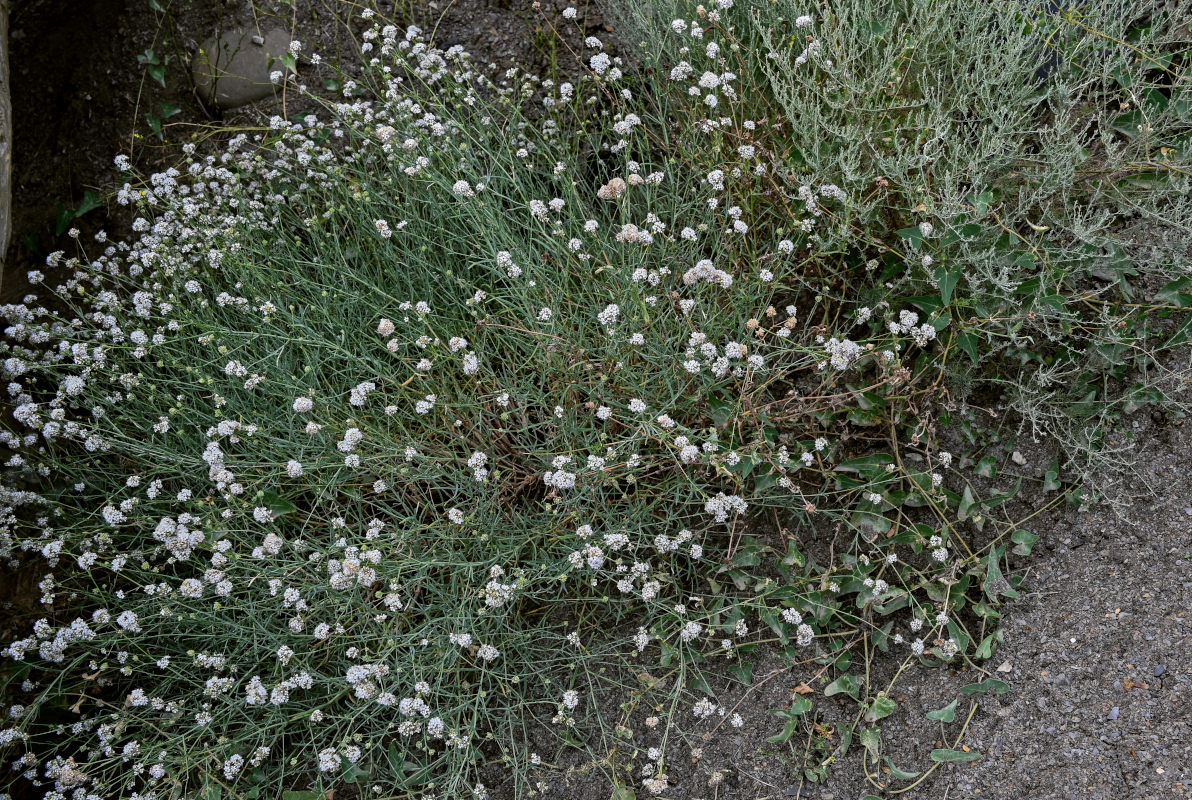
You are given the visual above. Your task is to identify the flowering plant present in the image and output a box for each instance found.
[1,1,1189,798]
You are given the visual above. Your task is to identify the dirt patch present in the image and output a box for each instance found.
[497,353,1192,800]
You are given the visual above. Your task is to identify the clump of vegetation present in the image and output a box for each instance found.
[1,2,1188,798]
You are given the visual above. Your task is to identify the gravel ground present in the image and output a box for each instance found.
[519,355,1192,800]
[934,411,1192,800]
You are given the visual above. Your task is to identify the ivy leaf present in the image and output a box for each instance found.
[1043,460,1062,492]
[1011,529,1039,556]
[971,190,996,219]
[341,761,369,784]
[864,694,898,722]
[728,660,754,685]
[934,264,962,306]
[55,203,77,235]
[859,726,881,758]
[260,490,297,517]
[824,675,860,700]
[983,546,1017,600]
[707,397,734,427]
[955,330,980,365]
[1155,276,1192,308]
[788,695,812,716]
[687,670,715,696]
[926,698,958,722]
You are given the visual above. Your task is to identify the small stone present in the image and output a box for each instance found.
[997,660,1013,673]
[1011,450,1027,466]
[1153,664,1166,677]
[1054,673,1070,686]
[1107,707,1119,721]
[192,28,294,109]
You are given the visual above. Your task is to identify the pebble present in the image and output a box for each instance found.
[192,27,294,109]
[1012,450,1027,465]
[1107,707,1120,721]
[1153,664,1166,676]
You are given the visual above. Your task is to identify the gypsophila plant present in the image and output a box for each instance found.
[1,1,1190,798]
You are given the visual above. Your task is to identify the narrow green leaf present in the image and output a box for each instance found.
[55,204,74,236]
[960,678,1010,696]
[957,485,977,521]
[930,748,981,763]
[387,742,402,773]
[766,716,801,744]
[885,757,921,780]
